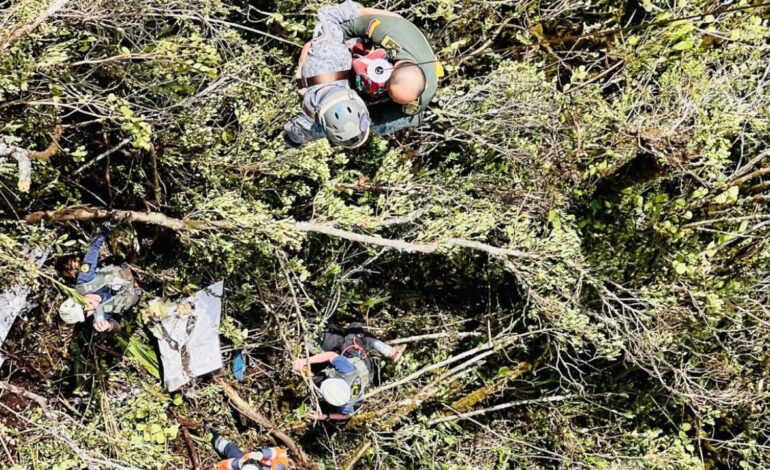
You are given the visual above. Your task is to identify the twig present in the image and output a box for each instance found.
[23,207,227,230]
[343,440,372,470]
[0,380,50,411]
[69,138,131,177]
[683,214,770,229]
[0,124,62,192]
[170,407,200,470]
[359,341,496,401]
[294,221,531,258]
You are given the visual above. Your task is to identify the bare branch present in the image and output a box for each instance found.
[216,378,317,470]
[0,0,71,51]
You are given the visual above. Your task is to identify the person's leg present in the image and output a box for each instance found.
[345,325,405,362]
[208,424,245,460]
[76,226,111,285]
[214,436,244,460]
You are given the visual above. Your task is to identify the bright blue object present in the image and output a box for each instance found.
[233,350,245,381]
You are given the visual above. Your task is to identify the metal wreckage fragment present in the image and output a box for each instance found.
[146,281,224,391]
[0,249,49,367]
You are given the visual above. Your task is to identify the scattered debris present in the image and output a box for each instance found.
[0,249,48,368]
[148,281,224,391]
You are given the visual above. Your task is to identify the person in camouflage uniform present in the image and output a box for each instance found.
[342,5,443,135]
[58,222,143,333]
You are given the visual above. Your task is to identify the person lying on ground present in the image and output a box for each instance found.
[58,222,142,333]
[206,423,289,470]
[292,323,405,420]
[282,0,371,149]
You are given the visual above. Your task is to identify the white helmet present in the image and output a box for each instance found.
[320,378,351,406]
[59,298,85,324]
[318,89,370,149]
[241,464,260,470]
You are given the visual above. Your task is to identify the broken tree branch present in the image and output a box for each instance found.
[216,378,317,470]
[294,221,531,258]
[0,124,62,192]
[23,207,227,230]
[19,206,531,260]
[0,380,50,412]
[169,407,200,470]
[343,440,372,470]
[0,0,71,51]
[428,395,575,426]
[389,331,482,345]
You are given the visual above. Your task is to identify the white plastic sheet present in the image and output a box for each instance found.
[152,281,224,391]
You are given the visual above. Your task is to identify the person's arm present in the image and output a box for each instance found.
[90,307,118,332]
[295,41,312,80]
[292,351,339,371]
[76,224,112,285]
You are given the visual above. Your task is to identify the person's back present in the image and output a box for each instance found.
[343,11,442,135]
[283,0,370,149]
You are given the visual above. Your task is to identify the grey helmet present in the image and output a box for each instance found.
[317,89,370,149]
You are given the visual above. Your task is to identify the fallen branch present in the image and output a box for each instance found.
[682,214,770,229]
[216,378,317,470]
[294,221,531,258]
[358,340,496,402]
[0,0,71,51]
[0,124,62,192]
[389,331,482,345]
[428,395,575,426]
[169,407,200,470]
[0,380,50,412]
[69,138,131,177]
[343,440,372,470]
[19,206,531,260]
[23,207,227,230]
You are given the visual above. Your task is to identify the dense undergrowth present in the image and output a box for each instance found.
[1,0,769,468]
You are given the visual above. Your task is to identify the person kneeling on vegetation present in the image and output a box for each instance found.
[292,323,405,420]
[282,0,371,149]
[206,424,289,470]
[58,222,143,333]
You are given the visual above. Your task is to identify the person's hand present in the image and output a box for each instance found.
[93,319,113,332]
[292,358,307,371]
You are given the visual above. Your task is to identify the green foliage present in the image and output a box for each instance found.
[1,0,769,468]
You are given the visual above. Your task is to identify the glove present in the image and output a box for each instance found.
[100,221,116,233]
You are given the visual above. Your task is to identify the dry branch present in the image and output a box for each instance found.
[216,378,317,470]
[0,380,50,412]
[0,125,62,192]
[0,0,71,51]
[294,222,531,258]
[428,395,575,426]
[23,207,227,230]
[343,440,372,470]
[169,407,200,470]
[19,207,531,260]
[389,331,482,345]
